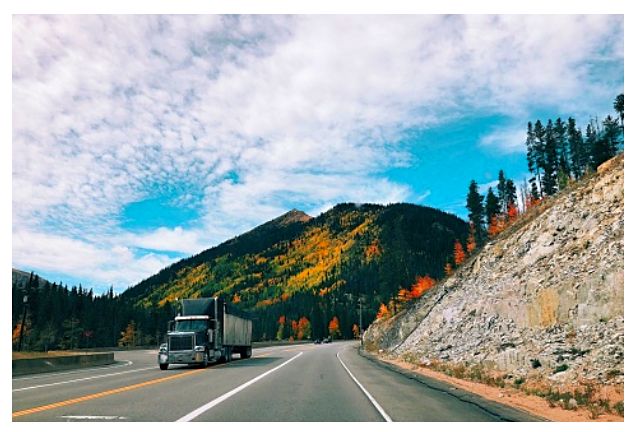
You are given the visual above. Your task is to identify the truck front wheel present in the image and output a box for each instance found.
[159,363,168,370]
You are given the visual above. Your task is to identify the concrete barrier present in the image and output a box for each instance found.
[12,352,115,376]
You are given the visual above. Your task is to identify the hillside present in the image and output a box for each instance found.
[123,203,468,340]
[364,155,624,413]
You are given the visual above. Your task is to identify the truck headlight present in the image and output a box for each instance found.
[194,346,205,352]
[159,354,168,363]
[159,343,167,353]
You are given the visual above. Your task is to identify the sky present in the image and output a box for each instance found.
[12,15,624,293]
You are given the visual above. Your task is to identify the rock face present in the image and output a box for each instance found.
[364,155,624,386]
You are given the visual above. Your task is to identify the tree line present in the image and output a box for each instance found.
[457,93,624,262]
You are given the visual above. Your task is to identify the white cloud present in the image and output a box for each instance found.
[12,15,623,290]
[479,126,528,154]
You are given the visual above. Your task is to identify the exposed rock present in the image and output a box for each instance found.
[364,155,624,388]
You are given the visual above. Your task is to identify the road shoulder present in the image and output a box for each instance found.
[360,349,622,422]
[358,348,545,422]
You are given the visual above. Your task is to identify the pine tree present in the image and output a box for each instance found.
[531,121,546,196]
[505,179,517,213]
[603,115,621,155]
[585,121,598,171]
[485,187,500,225]
[525,122,540,199]
[567,117,586,179]
[554,117,570,180]
[542,119,558,196]
[465,180,486,245]
[614,93,624,127]
[497,170,507,213]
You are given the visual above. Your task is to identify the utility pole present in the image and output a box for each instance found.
[18,294,28,352]
[358,297,363,336]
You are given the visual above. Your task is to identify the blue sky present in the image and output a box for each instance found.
[12,15,624,293]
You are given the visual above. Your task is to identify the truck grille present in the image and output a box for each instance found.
[169,334,193,351]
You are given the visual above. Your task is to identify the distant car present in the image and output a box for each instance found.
[314,339,322,344]
[323,337,332,344]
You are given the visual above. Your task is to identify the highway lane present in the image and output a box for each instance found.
[13,342,539,422]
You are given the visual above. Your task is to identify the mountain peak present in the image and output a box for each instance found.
[275,208,312,225]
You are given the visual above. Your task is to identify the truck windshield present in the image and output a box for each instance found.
[174,319,208,332]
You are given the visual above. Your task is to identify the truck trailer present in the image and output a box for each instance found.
[158,297,252,370]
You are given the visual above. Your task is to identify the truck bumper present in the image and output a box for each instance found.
[160,351,205,365]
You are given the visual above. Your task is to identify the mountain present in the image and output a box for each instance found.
[12,268,48,290]
[364,155,624,412]
[122,203,468,340]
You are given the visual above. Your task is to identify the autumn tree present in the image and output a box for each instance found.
[328,316,341,338]
[118,320,137,348]
[444,262,453,276]
[466,225,477,255]
[297,316,311,340]
[410,275,436,298]
[376,303,391,320]
[352,323,360,339]
[276,315,286,341]
[453,240,466,266]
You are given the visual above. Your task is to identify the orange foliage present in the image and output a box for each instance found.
[281,292,291,302]
[297,316,311,340]
[410,275,436,298]
[453,240,466,266]
[444,262,453,276]
[352,323,360,338]
[376,303,391,320]
[328,316,340,337]
[466,226,477,255]
[397,287,412,304]
[232,293,241,303]
[278,315,286,325]
[507,203,519,221]
[12,322,27,344]
[291,319,298,335]
[488,215,505,237]
[364,240,381,259]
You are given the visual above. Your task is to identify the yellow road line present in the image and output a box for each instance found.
[12,368,205,418]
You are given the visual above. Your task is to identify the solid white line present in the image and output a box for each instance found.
[176,352,304,422]
[13,366,157,392]
[337,349,393,422]
[12,360,134,381]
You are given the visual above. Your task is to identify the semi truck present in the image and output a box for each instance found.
[158,297,252,370]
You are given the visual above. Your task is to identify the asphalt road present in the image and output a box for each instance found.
[12,341,539,422]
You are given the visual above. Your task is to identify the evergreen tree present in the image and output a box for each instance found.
[505,179,517,211]
[594,115,621,168]
[585,121,599,170]
[533,120,546,196]
[525,121,540,199]
[542,119,558,196]
[614,93,624,127]
[497,170,507,213]
[554,117,570,179]
[466,180,486,245]
[485,187,500,227]
[567,117,586,179]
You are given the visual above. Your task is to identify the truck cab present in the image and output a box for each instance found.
[158,297,252,370]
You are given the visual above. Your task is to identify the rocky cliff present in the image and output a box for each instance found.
[364,155,624,390]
